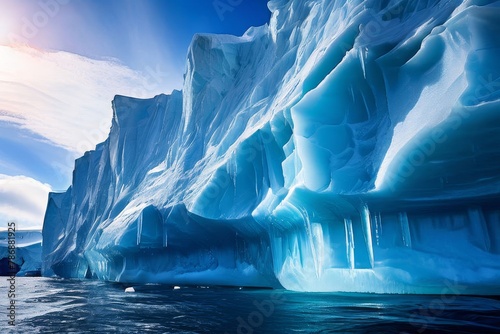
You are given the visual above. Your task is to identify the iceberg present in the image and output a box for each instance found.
[42,0,500,293]
[0,230,42,276]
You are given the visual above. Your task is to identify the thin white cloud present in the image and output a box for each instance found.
[0,45,179,230]
[0,174,51,230]
[0,45,175,155]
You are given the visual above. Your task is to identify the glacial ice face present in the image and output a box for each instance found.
[0,230,42,276]
[43,0,500,293]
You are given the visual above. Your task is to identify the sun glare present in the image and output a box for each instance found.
[0,17,13,45]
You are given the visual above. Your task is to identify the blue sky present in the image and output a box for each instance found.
[0,0,271,229]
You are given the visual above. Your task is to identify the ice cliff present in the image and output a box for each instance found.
[43,0,500,293]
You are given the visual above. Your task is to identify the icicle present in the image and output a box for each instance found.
[399,212,412,248]
[299,205,322,278]
[361,205,374,268]
[359,47,367,79]
[292,235,301,266]
[344,218,355,269]
[311,223,324,278]
[136,214,143,246]
[374,212,381,247]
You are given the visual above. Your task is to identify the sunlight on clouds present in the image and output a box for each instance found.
[0,45,177,229]
[0,14,14,44]
[0,20,11,42]
[0,45,172,155]
[0,174,52,230]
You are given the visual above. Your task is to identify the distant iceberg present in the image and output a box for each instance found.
[0,230,42,276]
[42,0,500,293]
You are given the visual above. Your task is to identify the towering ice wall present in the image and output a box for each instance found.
[43,0,500,293]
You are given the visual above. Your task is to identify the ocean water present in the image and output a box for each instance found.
[1,278,499,333]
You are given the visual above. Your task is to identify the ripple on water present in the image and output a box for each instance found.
[0,278,499,333]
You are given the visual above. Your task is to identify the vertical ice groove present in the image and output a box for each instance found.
[344,218,355,269]
[399,212,412,249]
[116,257,126,282]
[467,207,491,251]
[272,235,283,273]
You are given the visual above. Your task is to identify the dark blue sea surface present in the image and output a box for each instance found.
[1,278,499,333]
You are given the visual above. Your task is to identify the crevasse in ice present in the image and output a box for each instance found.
[42,0,500,293]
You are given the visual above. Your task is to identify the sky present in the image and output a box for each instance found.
[0,0,271,230]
